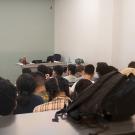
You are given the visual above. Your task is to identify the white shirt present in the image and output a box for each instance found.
[64,75,77,83]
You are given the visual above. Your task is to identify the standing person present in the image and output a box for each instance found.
[14,74,44,114]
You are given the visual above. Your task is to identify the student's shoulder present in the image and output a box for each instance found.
[32,95,44,103]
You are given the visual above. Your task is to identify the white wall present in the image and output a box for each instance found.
[55,0,113,65]
[0,0,54,82]
[112,0,135,69]
[55,0,135,69]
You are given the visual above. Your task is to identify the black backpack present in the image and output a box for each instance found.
[53,54,61,61]
[52,71,135,123]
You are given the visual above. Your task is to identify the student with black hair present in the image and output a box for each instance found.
[37,65,48,79]
[72,79,92,99]
[76,65,84,79]
[121,61,135,76]
[63,67,68,77]
[33,77,70,112]
[32,72,49,102]
[64,64,77,84]
[96,63,118,78]
[0,78,17,116]
[96,62,108,77]
[46,67,53,80]
[70,64,95,94]
[83,64,95,81]
[53,65,64,77]
[128,61,135,68]
[14,73,44,114]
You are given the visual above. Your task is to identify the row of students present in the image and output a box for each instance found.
[0,61,135,116]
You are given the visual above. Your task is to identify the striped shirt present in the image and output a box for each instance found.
[33,96,70,112]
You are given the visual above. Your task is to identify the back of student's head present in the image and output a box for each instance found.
[76,65,84,73]
[68,64,76,75]
[0,79,17,115]
[31,72,45,87]
[16,73,36,106]
[128,61,135,68]
[84,64,95,76]
[96,62,108,76]
[75,79,92,95]
[37,65,48,76]
[47,67,53,77]
[45,77,69,101]
[53,65,64,76]
[22,68,31,74]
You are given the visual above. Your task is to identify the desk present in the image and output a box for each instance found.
[0,111,135,135]
[17,62,67,72]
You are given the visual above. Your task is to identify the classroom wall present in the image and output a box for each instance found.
[0,0,54,82]
[54,0,113,65]
[112,0,135,69]
[55,0,135,69]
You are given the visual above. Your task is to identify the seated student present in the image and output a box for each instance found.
[14,74,44,114]
[53,65,70,95]
[121,61,135,76]
[33,77,70,112]
[63,67,68,77]
[96,62,108,78]
[128,61,135,68]
[37,65,48,79]
[72,79,92,100]
[83,64,95,82]
[22,68,31,74]
[75,65,84,81]
[46,67,53,80]
[32,72,49,102]
[64,64,77,85]
[0,78,17,116]
[70,64,95,93]
[96,62,118,78]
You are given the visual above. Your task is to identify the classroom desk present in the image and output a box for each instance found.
[17,62,67,72]
[0,111,135,135]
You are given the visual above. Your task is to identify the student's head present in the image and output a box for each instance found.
[74,79,92,95]
[67,64,76,75]
[16,73,36,106]
[84,64,95,78]
[76,65,84,77]
[45,77,69,101]
[0,79,17,115]
[96,62,108,77]
[31,72,45,94]
[128,61,135,68]
[37,65,48,76]
[96,63,118,77]
[53,65,64,77]
[46,67,53,79]
[22,68,31,74]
